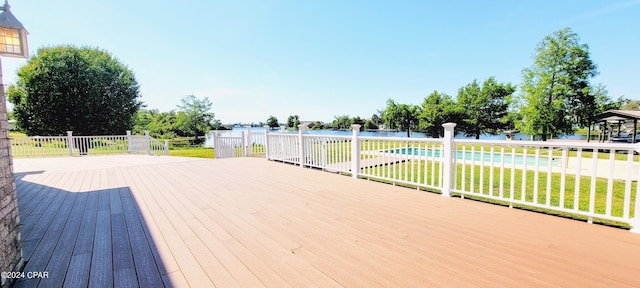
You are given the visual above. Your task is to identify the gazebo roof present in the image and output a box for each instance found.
[592,110,640,122]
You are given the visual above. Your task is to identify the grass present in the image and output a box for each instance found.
[169,148,215,158]
[9,131,27,138]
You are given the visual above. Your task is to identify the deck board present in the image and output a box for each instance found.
[12,155,640,287]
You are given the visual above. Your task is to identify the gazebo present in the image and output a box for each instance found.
[589,110,640,143]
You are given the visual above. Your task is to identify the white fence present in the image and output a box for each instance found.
[11,131,168,157]
[262,123,640,233]
[209,127,269,158]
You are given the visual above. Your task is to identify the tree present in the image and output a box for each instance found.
[620,99,640,111]
[418,91,459,138]
[371,112,383,126]
[266,116,279,128]
[332,115,352,130]
[7,45,141,136]
[287,115,300,129]
[363,112,382,131]
[457,77,515,139]
[177,95,215,142]
[363,119,378,130]
[382,99,420,137]
[517,28,598,140]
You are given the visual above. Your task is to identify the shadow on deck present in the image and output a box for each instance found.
[14,171,171,288]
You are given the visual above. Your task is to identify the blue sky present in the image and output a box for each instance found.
[4,0,639,124]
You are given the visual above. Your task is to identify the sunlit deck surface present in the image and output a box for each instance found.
[12,155,640,287]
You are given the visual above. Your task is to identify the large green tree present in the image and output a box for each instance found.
[418,91,459,138]
[332,115,352,130]
[176,95,215,141]
[266,116,279,128]
[457,77,515,139]
[382,99,420,137]
[8,45,141,135]
[287,115,300,129]
[517,27,598,140]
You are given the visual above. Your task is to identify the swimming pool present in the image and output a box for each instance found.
[388,148,560,166]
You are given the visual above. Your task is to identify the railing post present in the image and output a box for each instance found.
[264,125,270,160]
[126,130,132,154]
[441,123,457,197]
[351,124,361,178]
[66,131,74,156]
[631,144,640,233]
[321,139,327,167]
[632,196,640,233]
[245,125,252,157]
[298,123,308,167]
[212,132,218,158]
[241,131,246,157]
[164,140,169,156]
[144,131,151,155]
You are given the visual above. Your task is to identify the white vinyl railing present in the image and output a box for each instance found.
[452,139,640,226]
[260,123,640,233]
[266,133,300,163]
[208,127,269,158]
[11,131,168,157]
[213,135,245,158]
[248,131,267,156]
[358,136,445,191]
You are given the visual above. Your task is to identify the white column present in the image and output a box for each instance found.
[126,130,132,154]
[264,125,270,160]
[245,125,252,157]
[632,142,640,233]
[351,124,361,179]
[241,131,246,157]
[441,123,457,197]
[164,140,169,155]
[144,131,151,155]
[212,132,218,158]
[66,131,74,156]
[298,123,309,167]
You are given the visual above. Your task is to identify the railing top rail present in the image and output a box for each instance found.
[359,136,445,143]
[268,133,299,137]
[302,134,352,140]
[11,136,67,139]
[454,139,640,150]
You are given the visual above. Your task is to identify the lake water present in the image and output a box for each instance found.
[231,127,590,140]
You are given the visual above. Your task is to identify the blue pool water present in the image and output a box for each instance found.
[389,148,559,166]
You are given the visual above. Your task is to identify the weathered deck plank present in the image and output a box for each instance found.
[12,155,640,288]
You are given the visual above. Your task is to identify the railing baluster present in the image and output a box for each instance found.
[606,149,616,216]
[560,148,568,209]
[574,149,582,212]
[509,146,516,207]
[499,146,505,198]
[589,149,598,223]
[522,147,528,202]
[546,148,553,207]
[533,148,540,204]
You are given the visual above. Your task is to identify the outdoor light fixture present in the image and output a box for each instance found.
[0,0,28,58]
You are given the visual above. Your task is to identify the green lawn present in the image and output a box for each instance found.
[169,148,215,158]
[9,131,27,138]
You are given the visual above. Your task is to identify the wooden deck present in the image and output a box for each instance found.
[12,155,640,287]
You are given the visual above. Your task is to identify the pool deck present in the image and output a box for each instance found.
[11,155,640,287]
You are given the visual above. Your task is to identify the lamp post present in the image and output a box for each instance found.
[0,0,28,124]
